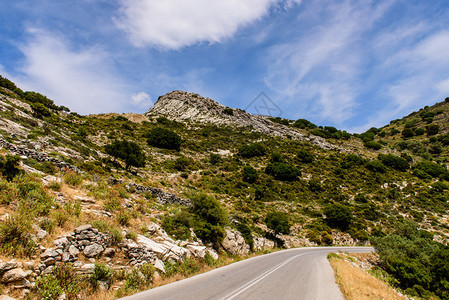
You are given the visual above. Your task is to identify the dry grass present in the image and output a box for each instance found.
[329,254,407,300]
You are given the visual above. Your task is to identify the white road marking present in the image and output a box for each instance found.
[222,251,329,300]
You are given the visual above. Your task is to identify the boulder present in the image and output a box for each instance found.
[186,245,207,259]
[221,229,250,256]
[83,243,104,258]
[0,261,18,272]
[74,224,92,234]
[40,249,60,260]
[1,268,27,283]
[253,237,275,251]
[68,245,79,257]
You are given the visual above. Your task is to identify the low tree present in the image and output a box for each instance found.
[189,193,228,247]
[265,162,300,181]
[265,211,290,235]
[238,143,266,158]
[242,166,258,183]
[324,203,353,231]
[0,155,22,181]
[104,140,146,170]
[146,128,181,151]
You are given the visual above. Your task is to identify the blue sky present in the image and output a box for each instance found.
[1,0,449,132]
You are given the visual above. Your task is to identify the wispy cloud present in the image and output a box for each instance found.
[115,0,297,49]
[263,1,394,126]
[11,29,149,114]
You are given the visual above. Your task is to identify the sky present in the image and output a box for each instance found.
[1,0,449,132]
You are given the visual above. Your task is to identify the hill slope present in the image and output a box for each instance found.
[0,75,448,298]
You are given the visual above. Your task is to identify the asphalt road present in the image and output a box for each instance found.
[122,246,374,300]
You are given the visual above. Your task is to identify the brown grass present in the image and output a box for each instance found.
[329,255,407,300]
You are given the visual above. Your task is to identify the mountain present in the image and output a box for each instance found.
[0,75,448,299]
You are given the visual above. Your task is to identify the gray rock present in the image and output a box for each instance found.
[40,249,59,259]
[0,260,18,272]
[83,243,104,258]
[186,245,207,259]
[53,237,69,248]
[13,278,32,289]
[74,224,92,233]
[0,295,16,300]
[1,268,27,283]
[153,259,165,273]
[41,266,54,276]
[68,245,80,257]
[221,229,250,256]
[103,248,115,257]
[80,264,95,273]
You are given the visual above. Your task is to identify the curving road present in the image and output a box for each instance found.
[122,247,373,300]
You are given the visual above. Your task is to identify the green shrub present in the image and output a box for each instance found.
[209,153,221,165]
[0,155,22,181]
[265,211,290,234]
[297,149,314,163]
[371,221,449,299]
[63,172,83,186]
[378,154,410,171]
[47,181,62,191]
[324,203,353,231]
[31,102,51,118]
[242,166,258,183]
[238,143,266,158]
[146,128,182,151]
[105,140,146,170]
[402,128,415,138]
[223,107,233,115]
[431,181,448,192]
[189,193,227,246]
[116,210,131,226]
[364,140,382,150]
[413,161,449,180]
[308,178,322,192]
[265,162,300,181]
[90,263,113,290]
[162,210,193,240]
[0,214,36,257]
[90,220,123,245]
[36,263,83,300]
[321,231,333,245]
[174,156,193,171]
[426,124,440,136]
[293,118,316,129]
[341,154,365,169]
[366,160,387,173]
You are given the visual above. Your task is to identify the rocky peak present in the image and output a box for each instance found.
[146,90,338,150]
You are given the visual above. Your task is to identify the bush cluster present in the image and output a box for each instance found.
[238,143,266,158]
[372,221,449,299]
[146,127,182,151]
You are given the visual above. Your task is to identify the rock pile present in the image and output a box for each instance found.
[0,136,80,173]
[0,260,32,289]
[108,178,191,206]
[37,225,113,275]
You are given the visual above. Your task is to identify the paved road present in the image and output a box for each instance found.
[122,246,373,300]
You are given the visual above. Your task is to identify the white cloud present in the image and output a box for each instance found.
[115,0,288,49]
[13,29,130,114]
[131,91,152,108]
[264,1,393,125]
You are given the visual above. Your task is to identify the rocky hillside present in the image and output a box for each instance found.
[0,75,448,299]
[365,98,449,160]
[146,90,338,150]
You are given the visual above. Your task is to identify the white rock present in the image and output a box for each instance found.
[83,244,104,258]
[1,268,27,283]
